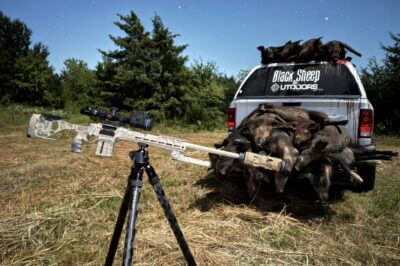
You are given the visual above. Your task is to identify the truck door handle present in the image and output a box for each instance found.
[282,102,301,107]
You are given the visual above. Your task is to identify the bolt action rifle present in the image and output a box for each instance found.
[27,107,283,172]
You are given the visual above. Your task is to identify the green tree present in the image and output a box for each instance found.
[0,12,61,107]
[97,11,189,120]
[146,15,190,119]
[361,32,400,133]
[183,60,239,128]
[0,11,31,103]
[13,43,63,107]
[61,58,98,108]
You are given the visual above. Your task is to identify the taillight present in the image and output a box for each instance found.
[359,109,374,138]
[337,60,347,64]
[227,108,236,132]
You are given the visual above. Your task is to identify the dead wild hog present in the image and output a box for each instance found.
[259,129,299,193]
[209,130,271,198]
[294,125,351,172]
[209,128,251,177]
[244,114,295,149]
[289,119,321,150]
[329,147,363,184]
[259,103,330,125]
[298,160,333,202]
[245,165,272,198]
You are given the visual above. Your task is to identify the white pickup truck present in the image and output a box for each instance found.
[227,60,376,191]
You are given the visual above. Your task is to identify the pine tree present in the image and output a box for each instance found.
[97,11,155,111]
[97,11,189,120]
[147,15,189,119]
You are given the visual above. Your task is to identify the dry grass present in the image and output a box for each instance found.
[0,125,399,265]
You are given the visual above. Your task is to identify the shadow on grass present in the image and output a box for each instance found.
[190,171,346,222]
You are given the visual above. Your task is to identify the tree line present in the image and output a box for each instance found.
[0,11,239,129]
[0,10,399,132]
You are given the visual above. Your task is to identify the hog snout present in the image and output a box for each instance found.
[256,137,265,148]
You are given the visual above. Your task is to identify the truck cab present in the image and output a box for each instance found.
[227,60,376,191]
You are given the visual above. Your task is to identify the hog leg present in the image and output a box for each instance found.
[336,158,364,184]
[311,161,333,202]
[245,166,270,198]
[273,172,289,194]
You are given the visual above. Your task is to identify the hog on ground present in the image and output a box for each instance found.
[297,160,333,202]
[209,128,251,177]
[209,128,272,198]
[245,165,272,198]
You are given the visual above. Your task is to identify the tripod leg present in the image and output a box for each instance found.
[123,165,144,266]
[104,164,144,266]
[105,184,131,266]
[145,164,197,266]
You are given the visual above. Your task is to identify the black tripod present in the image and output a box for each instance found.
[105,144,196,266]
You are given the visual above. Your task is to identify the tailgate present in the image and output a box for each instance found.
[234,98,361,144]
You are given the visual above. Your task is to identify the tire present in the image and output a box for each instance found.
[352,165,376,193]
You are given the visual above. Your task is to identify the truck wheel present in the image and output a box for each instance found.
[353,165,376,192]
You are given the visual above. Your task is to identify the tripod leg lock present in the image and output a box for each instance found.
[130,179,143,188]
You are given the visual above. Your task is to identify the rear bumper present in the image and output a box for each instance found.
[355,141,376,152]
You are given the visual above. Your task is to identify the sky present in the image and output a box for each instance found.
[1,0,399,77]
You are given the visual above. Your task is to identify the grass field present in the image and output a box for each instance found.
[0,114,399,265]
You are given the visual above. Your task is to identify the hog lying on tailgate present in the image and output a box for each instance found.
[289,119,321,150]
[259,103,329,125]
[244,114,295,149]
[294,125,363,185]
[263,129,299,193]
[245,116,299,193]
[256,103,330,150]
[294,125,350,172]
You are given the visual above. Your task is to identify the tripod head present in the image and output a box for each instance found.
[81,107,153,131]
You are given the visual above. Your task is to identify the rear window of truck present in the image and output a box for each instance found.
[237,63,361,97]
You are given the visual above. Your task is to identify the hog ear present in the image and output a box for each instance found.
[279,126,296,135]
[308,122,320,133]
[273,121,295,132]
[214,140,225,149]
[257,46,265,52]
[214,137,229,148]
[315,138,328,150]
[238,127,251,137]
[233,138,251,151]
